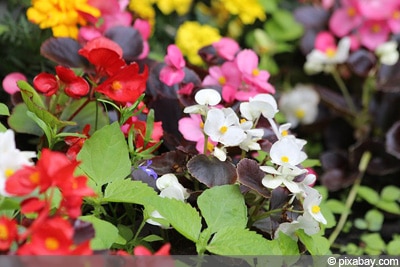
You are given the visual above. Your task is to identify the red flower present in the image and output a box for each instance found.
[65,124,91,160]
[55,66,90,98]
[95,63,148,103]
[134,243,171,256]
[17,217,92,255]
[33,73,59,96]
[0,216,17,251]
[6,166,49,196]
[121,116,163,151]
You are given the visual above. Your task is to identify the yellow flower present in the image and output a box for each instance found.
[176,21,221,65]
[26,0,101,39]
[129,0,156,26]
[219,0,266,24]
[156,0,193,16]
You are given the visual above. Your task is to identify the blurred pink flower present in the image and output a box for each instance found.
[235,49,275,100]
[359,20,391,50]
[133,19,151,59]
[212,37,240,61]
[329,0,362,37]
[357,0,398,20]
[159,44,185,86]
[2,72,26,95]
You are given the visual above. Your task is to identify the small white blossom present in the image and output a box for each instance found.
[303,190,327,225]
[204,108,246,147]
[375,41,399,65]
[213,146,227,161]
[260,165,306,194]
[269,136,307,168]
[239,94,278,121]
[275,214,320,240]
[0,130,36,196]
[279,85,320,128]
[183,88,221,115]
[304,37,351,74]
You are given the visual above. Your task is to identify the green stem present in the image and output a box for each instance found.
[331,69,357,114]
[133,217,147,242]
[328,151,372,246]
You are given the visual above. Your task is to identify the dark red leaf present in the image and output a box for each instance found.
[237,158,270,198]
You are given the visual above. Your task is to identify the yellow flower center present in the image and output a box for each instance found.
[0,224,9,240]
[29,172,40,185]
[4,169,14,178]
[199,121,204,129]
[219,125,228,134]
[295,109,305,119]
[371,24,381,33]
[281,130,288,137]
[111,81,123,91]
[218,76,226,85]
[207,141,214,152]
[240,118,247,124]
[252,68,260,76]
[325,47,337,58]
[281,156,289,163]
[393,10,400,20]
[45,237,60,251]
[347,7,356,17]
[311,205,321,214]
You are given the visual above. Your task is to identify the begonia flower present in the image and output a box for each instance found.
[0,216,18,251]
[359,20,391,51]
[279,84,320,127]
[121,115,163,150]
[183,89,222,115]
[95,63,148,103]
[2,72,26,95]
[303,190,327,224]
[134,243,171,256]
[329,0,362,37]
[274,214,320,240]
[65,124,91,161]
[375,40,399,65]
[269,136,307,168]
[203,108,246,147]
[159,45,186,86]
[239,94,279,121]
[260,165,305,194]
[212,37,240,61]
[55,66,90,98]
[33,73,59,96]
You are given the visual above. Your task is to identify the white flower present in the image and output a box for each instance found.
[147,173,189,227]
[203,108,246,147]
[269,136,307,168]
[296,173,318,198]
[0,130,36,196]
[303,190,327,225]
[375,41,399,65]
[275,214,320,240]
[239,94,278,121]
[260,165,306,194]
[213,146,227,161]
[238,119,264,152]
[279,84,320,128]
[183,88,221,115]
[304,37,351,74]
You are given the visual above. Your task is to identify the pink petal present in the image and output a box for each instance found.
[236,49,258,74]
[133,19,151,40]
[329,8,362,37]
[159,66,185,86]
[165,45,185,69]
[2,72,26,95]
[314,31,337,52]
[213,37,240,60]
[359,20,391,50]
[178,114,204,142]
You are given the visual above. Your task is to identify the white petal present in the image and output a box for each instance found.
[195,89,221,106]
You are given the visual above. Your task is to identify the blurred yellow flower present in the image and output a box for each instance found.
[26,0,101,39]
[219,0,266,24]
[129,0,156,26]
[156,0,193,15]
[175,21,221,65]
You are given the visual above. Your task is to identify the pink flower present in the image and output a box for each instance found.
[2,72,27,95]
[159,45,185,86]
[133,19,151,59]
[359,20,391,50]
[202,61,241,103]
[329,0,362,37]
[235,49,275,100]
[357,0,398,20]
[388,7,400,33]
[212,37,240,61]
[178,114,216,153]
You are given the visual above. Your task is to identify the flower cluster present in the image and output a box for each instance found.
[0,130,94,254]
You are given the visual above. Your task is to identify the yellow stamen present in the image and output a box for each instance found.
[29,172,40,185]
[281,130,288,137]
[219,125,228,134]
[0,224,9,240]
[311,205,321,214]
[199,121,204,129]
[281,156,289,163]
[252,69,260,76]
[240,118,247,124]
[371,24,381,33]
[218,76,226,85]
[4,169,14,178]
[111,80,122,91]
[45,237,60,251]
[207,141,214,152]
[347,7,356,17]
[325,47,336,58]
[393,10,400,20]
[295,109,305,119]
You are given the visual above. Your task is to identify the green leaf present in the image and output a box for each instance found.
[276,232,299,255]
[79,215,119,250]
[301,159,321,168]
[365,209,384,231]
[387,239,400,255]
[141,234,164,243]
[296,230,330,255]
[354,218,368,230]
[197,184,247,233]
[0,124,7,132]
[265,10,304,41]
[380,185,400,202]
[8,103,43,136]
[207,227,278,255]
[17,80,75,129]
[103,179,157,205]
[361,233,386,255]
[150,196,202,243]
[357,185,380,205]
[320,202,336,229]
[376,200,400,215]
[325,199,347,214]
[77,122,131,186]
[0,103,10,116]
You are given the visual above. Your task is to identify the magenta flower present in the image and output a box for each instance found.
[359,20,391,50]
[212,37,240,61]
[159,44,186,86]
[2,72,27,95]
[235,49,275,100]
[388,7,400,33]
[357,0,398,20]
[133,19,151,59]
[329,0,362,37]
[202,61,241,103]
